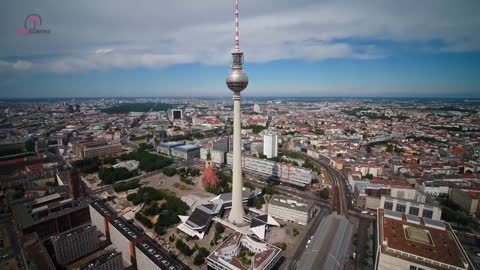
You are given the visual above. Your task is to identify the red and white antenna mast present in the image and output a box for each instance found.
[235,0,240,50]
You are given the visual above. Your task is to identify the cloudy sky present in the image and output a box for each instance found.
[1,0,479,98]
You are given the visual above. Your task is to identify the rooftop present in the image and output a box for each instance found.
[297,214,353,270]
[378,208,468,269]
[173,144,201,152]
[269,194,312,212]
[78,250,121,270]
[110,217,144,241]
[90,201,116,217]
[136,239,184,270]
[51,223,95,241]
[159,141,185,147]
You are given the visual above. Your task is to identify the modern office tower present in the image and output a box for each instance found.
[51,224,99,265]
[263,133,278,158]
[226,0,248,225]
[171,109,183,120]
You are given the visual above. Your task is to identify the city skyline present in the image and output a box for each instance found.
[1,0,480,98]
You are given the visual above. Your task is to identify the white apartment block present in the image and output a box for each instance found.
[263,133,278,159]
[226,153,314,187]
[267,195,313,225]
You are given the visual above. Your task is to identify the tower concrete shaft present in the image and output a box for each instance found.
[227,0,247,225]
[228,92,245,224]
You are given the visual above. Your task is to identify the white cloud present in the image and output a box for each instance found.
[0,0,479,73]
[13,60,33,71]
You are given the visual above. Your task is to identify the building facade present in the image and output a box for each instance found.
[200,148,226,164]
[226,153,314,188]
[263,133,278,159]
[157,141,185,156]
[88,201,116,240]
[51,224,99,265]
[267,195,313,225]
[380,195,442,220]
[73,140,122,160]
[449,188,480,216]
[171,144,201,160]
[108,217,145,267]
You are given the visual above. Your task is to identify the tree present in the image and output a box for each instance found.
[113,179,140,192]
[135,212,153,228]
[163,167,177,177]
[386,144,395,152]
[254,196,265,209]
[319,188,330,200]
[215,223,225,235]
[265,186,278,195]
[244,181,255,190]
[143,201,161,216]
[176,239,194,256]
[193,247,210,265]
[46,181,58,187]
[99,167,138,184]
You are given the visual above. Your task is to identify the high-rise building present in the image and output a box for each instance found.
[253,103,261,113]
[51,224,99,265]
[88,201,117,240]
[226,0,248,225]
[263,133,278,158]
[171,109,183,120]
[108,217,145,267]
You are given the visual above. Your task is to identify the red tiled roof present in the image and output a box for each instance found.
[379,209,466,268]
[202,165,219,188]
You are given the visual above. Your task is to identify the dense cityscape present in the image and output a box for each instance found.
[2,0,480,270]
[0,96,479,270]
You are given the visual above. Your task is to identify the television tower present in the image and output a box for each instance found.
[227,0,248,225]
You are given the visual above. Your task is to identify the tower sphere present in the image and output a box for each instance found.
[226,69,248,92]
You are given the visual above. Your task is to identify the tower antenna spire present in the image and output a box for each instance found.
[235,0,240,50]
